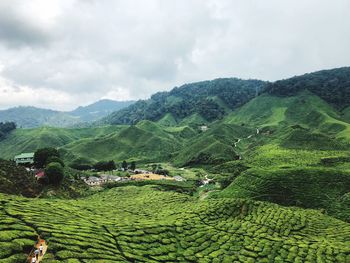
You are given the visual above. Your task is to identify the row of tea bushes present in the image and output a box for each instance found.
[0,186,349,262]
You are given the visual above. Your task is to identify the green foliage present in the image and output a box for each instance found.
[213,167,350,222]
[0,159,41,197]
[266,67,350,109]
[129,161,136,171]
[46,156,65,167]
[45,162,64,185]
[0,122,16,140]
[0,187,349,262]
[103,78,265,125]
[0,125,122,160]
[93,160,116,171]
[34,147,60,168]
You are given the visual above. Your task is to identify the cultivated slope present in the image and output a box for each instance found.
[1,186,349,262]
[0,126,122,159]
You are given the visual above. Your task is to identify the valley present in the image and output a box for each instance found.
[0,67,350,262]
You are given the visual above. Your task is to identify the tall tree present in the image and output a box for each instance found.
[34,148,60,168]
[122,160,128,171]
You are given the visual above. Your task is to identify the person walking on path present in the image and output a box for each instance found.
[34,248,39,259]
[39,244,44,256]
[31,256,37,263]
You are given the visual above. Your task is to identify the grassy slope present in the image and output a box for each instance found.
[173,123,255,166]
[0,126,122,159]
[60,121,187,164]
[1,186,349,262]
[212,92,350,222]
[226,91,350,139]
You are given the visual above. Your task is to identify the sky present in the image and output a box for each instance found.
[0,0,350,111]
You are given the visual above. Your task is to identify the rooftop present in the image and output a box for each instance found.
[14,153,34,159]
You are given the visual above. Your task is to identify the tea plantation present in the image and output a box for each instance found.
[0,186,349,262]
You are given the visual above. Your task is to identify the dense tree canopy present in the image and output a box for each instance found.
[266,67,350,109]
[103,78,266,125]
[34,147,60,168]
[45,162,64,185]
[93,160,116,171]
[0,122,16,140]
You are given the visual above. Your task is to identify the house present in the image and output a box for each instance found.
[199,125,208,132]
[100,174,122,183]
[14,153,34,165]
[173,176,185,182]
[84,176,101,186]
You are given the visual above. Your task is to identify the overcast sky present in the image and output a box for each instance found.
[0,0,350,110]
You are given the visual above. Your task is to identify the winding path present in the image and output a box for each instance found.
[27,238,47,263]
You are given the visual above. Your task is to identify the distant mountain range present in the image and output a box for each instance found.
[0,99,134,128]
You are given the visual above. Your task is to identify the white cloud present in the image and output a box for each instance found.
[0,0,350,110]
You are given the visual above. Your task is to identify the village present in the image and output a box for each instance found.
[14,152,187,187]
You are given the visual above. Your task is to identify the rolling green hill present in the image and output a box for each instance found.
[0,126,123,159]
[102,78,265,125]
[1,186,349,262]
[60,121,189,165]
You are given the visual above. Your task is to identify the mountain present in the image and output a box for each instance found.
[70,99,135,122]
[0,100,134,128]
[102,78,266,125]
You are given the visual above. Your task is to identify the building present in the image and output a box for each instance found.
[84,176,101,186]
[199,125,208,132]
[35,170,46,180]
[14,153,34,165]
[173,176,185,182]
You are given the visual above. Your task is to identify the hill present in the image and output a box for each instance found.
[102,78,266,125]
[0,100,134,128]
[1,186,349,262]
[60,121,190,165]
[265,67,350,109]
[0,126,122,159]
[69,99,135,122]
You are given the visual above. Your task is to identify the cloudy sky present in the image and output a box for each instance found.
[0,0,350,110]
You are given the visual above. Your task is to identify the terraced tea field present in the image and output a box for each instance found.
[1,185,349,262]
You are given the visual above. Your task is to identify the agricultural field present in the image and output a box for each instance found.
[1,186,350,262]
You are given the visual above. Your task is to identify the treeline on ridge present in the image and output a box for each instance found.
[266,67,350,109]
[104,78,265,125]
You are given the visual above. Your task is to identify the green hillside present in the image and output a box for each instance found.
[0,126,122,159]
[213,167,350,222]
[266,67,350,109]
[60,121,187,164]
[225,91,350,146]
[173,124,254,166]
[1,186,349,262]
[103,78,265,125]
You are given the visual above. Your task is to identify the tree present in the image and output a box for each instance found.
[34,148,60,168]
[45,162,64,185]
[108,160,116,171]
[130,161,136,171]
[122,160,128,171]
[46,156,64,167]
